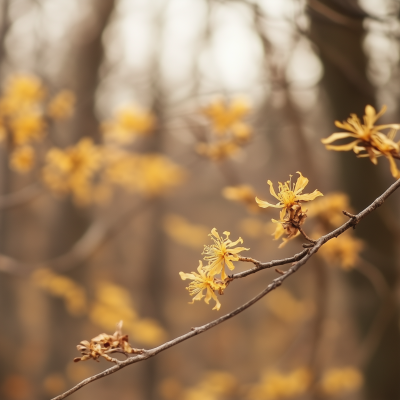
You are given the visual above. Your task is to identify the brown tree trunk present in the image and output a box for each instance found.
[308,1,400,398]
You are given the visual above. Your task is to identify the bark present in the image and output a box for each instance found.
[308,1,400,398]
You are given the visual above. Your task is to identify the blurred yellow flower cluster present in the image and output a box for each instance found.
[256,172,323,248]
[308,193,364,269]
[102,104,155,144]
[42,138,102,205]
[90,282,165,346]
[322,105,400,179]
[182,371,237,400]
[197,97,252,161]
[43,141,185,205]
[180,228,248,310]
[265,288,315,323]
[163,214,209,249]
[320,367,363,396]
[247,368,311,400]
[222,185,260,213]
[105,153,186,197]
[0,74,75,173]
[159,371,237,400]
[32,268,87,316]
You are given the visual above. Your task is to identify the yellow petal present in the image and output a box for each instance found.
[179,272,196,281]
[210,228,220,240]
[387,154,400,179]
[226,237,243,247]
[321,132,358,144]
[267,180,280,200]
[294,171,308,194]
[211,290,221,311]
[228,246,249,254]
[296,190,323,202]
[255,197,282,209]
[325,140,360,151]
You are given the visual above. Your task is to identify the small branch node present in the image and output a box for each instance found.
[342,210,356,219]
[275,268,285,275]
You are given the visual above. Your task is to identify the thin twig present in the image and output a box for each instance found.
[0,183,42,210]
[51,178,400,400]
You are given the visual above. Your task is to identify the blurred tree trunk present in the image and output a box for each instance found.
[41,1,116,398]
[308,1,400,398]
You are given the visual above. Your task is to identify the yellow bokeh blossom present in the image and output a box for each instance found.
[180,261,227,311]
[102,104,155,144]
[47,90,75,120]
[105,153,185,197]
[196,140,241,161]
[307,192,351,227]
[163,214,209,249]
[248,368,312,400]
[318,231,363,270]
[9,111,46,145]
[322,105,400,178]
[32,268,87,316]
[181,371,237,400]
[42,137,102,205]
[0,74,45,115]
[222,185,259,213]
[320,367,363,396]
[202,228,249,281]
[203,97,251,135]
[9,146,35,173]
[90,282,165,345]
[197,96,252,161]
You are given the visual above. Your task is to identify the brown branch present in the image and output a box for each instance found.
[0,200,150,275]
[51,177,400,400]
[0,183,42,210]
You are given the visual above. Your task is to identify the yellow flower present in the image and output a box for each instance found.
[307,192,351,227]
[47,90,75,120]
[102,104,155,144]
[318,232,363,270]
[322,105,400,178]
[0,74,45,115]
[256,172,323,221]
[9,146,35,173]
[104,153,186,197]
[320,367,363,396]
[9,111,46,145]
[203,97,251,135]
[222,185,259,213]
[179,261,226,310]
[42,138,102,205]
[202,228,249,280]
[196,140,240,161]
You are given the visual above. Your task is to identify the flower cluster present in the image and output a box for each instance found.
[322,105,400,179]
[179,228,248,310]
[256,172,323,247]
[74,321,143,363]
[307,193,364,269]
[0,74,75,173]
[42,138,102,205]
[197,97,252,161]
[222,185,260,213]
[101,104,155,144]
[247,368,312,400]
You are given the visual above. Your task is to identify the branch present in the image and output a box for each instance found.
[0,200,150,275]
[0,183,42,210]
[51,178,400,400]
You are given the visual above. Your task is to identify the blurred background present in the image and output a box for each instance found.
[0,0,400,399]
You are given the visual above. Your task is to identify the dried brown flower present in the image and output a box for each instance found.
[74,321,143,364]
